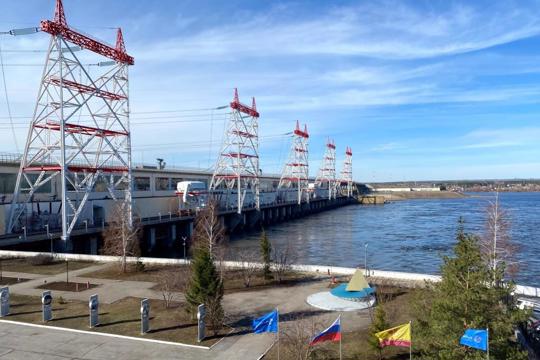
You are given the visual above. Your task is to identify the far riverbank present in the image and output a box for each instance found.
[370,190,467,201]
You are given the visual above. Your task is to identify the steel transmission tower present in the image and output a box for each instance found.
[278,121,309,204]
[8,0,134,245]
[210,89,260,214]
[315,139,336,200]
[340,147,353,197]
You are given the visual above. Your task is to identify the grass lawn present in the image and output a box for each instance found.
[87,263,319,294]
[6,294,229,346]
[84,264,176,283]
[0,258,94,275]
[221,269,318,294]
[264,287,418,360]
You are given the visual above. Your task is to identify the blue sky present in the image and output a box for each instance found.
[1,0,540,182]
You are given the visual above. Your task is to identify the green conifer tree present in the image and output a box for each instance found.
[185,203,225,334]
[260,229,272,279]
[185,244,224,334]
[412,220,528,360]
[368,304,390,360]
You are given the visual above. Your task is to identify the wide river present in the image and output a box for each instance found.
[228,192,540,287]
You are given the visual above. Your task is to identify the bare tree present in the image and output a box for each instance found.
[214,236,230,283]
[281,316,330,360]
[101,203,141,273]
[481,191,520,280]
[158,267,190,308]
[187,199,225,333]
[273,242,297,284]
[192,199,229,283]
[192,199,224,257]
[233,248,260,288]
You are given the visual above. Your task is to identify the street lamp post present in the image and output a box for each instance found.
[45,224,52,253]
[182,236,187,260]
[364,242,368,276]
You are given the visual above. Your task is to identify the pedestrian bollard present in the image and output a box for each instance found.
[42,291,52,322]
[89,294,99,328]
[0,287,9,317]
[141,298,150,334]
[197,304,206,342]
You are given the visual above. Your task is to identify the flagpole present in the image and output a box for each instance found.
[486,327,489,360]
[409,320,412,360]
[339,315,342,360]
[277,308,280,360]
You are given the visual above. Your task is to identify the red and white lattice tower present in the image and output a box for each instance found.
[278,121,309,204]
[210,89,260,214]
[315,139,336,200]
[340,147,353,197]
[8,0,134,244]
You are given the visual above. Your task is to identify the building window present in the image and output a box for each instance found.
[94,177,108,192]
[114,175,128,190]
[134,177,150,191]
[21,174,52,194]
[0,173,16,194]
[156,177,170,191]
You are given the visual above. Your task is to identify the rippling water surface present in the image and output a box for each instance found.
[228,192,540,287]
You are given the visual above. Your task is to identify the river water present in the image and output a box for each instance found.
[228,192,540,287]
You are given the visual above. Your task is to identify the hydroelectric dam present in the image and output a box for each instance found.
[0,152,361,255]
[0,2,361,256]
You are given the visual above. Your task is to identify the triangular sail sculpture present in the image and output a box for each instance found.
[346,269,370,292]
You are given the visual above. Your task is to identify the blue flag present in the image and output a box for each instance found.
[252,309,278,334]
[460,329,488,351]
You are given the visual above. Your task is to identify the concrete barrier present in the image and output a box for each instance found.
[0,250,536,297]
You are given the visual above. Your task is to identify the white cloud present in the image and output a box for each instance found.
[133,2,540,62]
[3,1,540,181]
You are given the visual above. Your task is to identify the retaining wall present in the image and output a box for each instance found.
[1,250,538,297]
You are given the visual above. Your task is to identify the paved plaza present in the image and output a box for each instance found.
[0,263,371,359]
[0,320,275,360]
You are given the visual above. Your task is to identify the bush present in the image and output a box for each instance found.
[135,259,145,272]
[27,254,55,266]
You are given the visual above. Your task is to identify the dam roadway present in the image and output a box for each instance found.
[0,154,361,254]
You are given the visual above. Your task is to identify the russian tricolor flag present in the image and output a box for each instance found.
[309,316,341,346]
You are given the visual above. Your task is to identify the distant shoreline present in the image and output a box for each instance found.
[373,190,467,201]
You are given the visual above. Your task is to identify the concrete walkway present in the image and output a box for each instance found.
[1,265,275,359]
[4,264,182,304]
[0,320,275,360]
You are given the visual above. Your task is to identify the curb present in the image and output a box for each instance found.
[0,319,211,350]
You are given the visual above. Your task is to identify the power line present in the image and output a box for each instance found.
[132,133,291,151]
[0,35,19,152]
[0,110,231,121]
[132,106,228,114]
[0,116,232,128]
